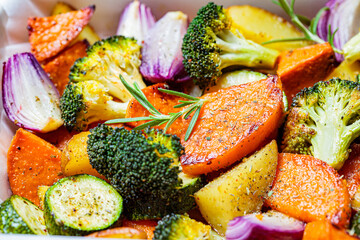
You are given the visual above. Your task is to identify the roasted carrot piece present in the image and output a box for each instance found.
[27,6,94,62]
[181,75,283,175]
[125,83,186,137]
[122,220,157,240]
[86,227,147,239]
[43,40,88,95]
[303,221,357,240]
[7,128,63,206]
[265,153,351,228]
[339,144,360,198]
[277,42,337,103]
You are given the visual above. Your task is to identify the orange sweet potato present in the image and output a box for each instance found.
[7,128,63,206]
[303,221,357,240]
[28,6,94,62]
[43,40,88,95]
[181,75,283,175]
[265,153,351,228]
[87,227,147,239]
[125,83,186,137]
[122,220,157,240]
[339,144,360,198]
[277,42,337,103]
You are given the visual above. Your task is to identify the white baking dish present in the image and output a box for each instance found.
[0,0,327,239]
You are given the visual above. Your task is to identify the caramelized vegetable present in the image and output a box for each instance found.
[28,5,94,62]
[265,153,351,228]
[87,227,147,239]
[43,40,88,95]
[303,221,357,240]
[277,42,336,102]
[181,75,283,175]
[122,220,158,240]
[7,128,63,206]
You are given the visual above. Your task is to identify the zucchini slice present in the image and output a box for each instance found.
[0,195,47,235]
[44,174,123,236]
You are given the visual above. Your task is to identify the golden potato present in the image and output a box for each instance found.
[227,5,311,52]
[326,60,360,81]
[195,140,278,235]
[61,131,105,179]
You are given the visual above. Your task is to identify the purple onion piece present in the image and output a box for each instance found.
[316,0,360,62]
[2,52,63,132]
[116,0,156,45]
[226,211,305,240]
[140,11,191,83]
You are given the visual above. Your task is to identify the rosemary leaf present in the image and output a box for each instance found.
[184,105,202,141]
[158,88,199,101]
[105,116,153,124]
[163,112,183,133]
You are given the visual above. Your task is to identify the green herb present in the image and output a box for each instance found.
[105,75,207,141]
[263,0,343,54]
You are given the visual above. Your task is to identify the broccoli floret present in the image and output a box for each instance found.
[69,35,146,102]
[181,2,279,89]
[60,81,128,131]
[87,124,203,220]
[282,78,360,170]
[153,214,211,240]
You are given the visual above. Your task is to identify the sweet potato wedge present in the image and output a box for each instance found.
[265,153,351,228]
[277,42,337,103]
[303,221,357,240]
[28,5,94,62]
[87,227,147,239]
[7,128,63,206]
[122,220,157,240]
[43,40,88,95]
[339,144,360,198]
[125,83,186,137]
[181,75,283,175]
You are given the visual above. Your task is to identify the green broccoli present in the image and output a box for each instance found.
[60,81,128,131]
[87,124,203,220]
[181,2,279,89]
[282,78,360,170]
[153,213,213,240]
[69,35,146,102]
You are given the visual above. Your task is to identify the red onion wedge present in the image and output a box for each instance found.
[226,211,305,240]
[116,0,156,45]
[2,52,63,133]
[317,0,360,62]
[140,11,190,83]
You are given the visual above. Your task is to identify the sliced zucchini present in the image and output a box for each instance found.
[44,174,123,236]
[205,70,267,94]
[0,195,47,235]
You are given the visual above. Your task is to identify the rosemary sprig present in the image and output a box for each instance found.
[263,0,343,54]
[105,75,207,141]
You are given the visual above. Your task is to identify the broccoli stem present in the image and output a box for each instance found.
[215,30,279,69]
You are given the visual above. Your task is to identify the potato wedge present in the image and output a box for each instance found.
[61,131,105,179]
[326,60,360,81]
[194,140,278,235]
[37,185,50,210]
[52,2,100,45]
[227,5,311,52]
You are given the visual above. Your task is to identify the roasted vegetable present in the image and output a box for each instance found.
[87,227,147,239]
[69,35,145,102]
[44,174,123,236]
[0,195,47,235]
[116,0,155,44]
[140,11,190,83]
[304,221,357,240]
[153,214,211,240]
[60,81,128,131]
[87,125,203,220]
[317,0,360,61]
[265,153,351,228]
[2,52,63,132]
[282,78,360,170]
[182,2,279,89]
[226,211,305,240]
[7,128,62,207]
[195,141,278,235]
[27,5,94,62]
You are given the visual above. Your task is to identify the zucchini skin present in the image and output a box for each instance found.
[44,174,123,236]
[0,195,46,234]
